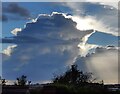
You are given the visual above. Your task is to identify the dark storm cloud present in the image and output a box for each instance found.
[2,3,30,21]
[4,3,30,17]
[0,14,8,22]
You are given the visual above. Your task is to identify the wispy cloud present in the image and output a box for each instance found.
[65,2,118,36]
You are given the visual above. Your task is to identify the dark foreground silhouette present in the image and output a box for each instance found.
[2,84,120,94]
[1,65,120,94]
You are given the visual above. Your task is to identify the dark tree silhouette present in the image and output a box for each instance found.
[16,75,27,86]
[53,65,94,86]
[28,81,31,85]
[1,79,7,86]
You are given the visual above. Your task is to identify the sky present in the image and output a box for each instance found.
[1,1,119,84]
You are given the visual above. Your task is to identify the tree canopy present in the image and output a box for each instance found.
[53,65,95,86]
[16,75,27,86]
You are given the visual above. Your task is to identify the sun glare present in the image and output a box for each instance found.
[72,16,95,30]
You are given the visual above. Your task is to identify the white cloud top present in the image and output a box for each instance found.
[3,45,17,56]
[11,28,22,36]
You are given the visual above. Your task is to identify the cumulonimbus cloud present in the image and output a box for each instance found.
[2,2,118,84]
[2,12,94,82]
